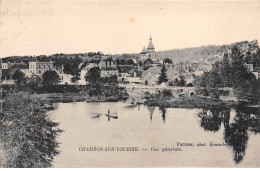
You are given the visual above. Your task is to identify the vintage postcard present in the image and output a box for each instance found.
[0,0,260,168]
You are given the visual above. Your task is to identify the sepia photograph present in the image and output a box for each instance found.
[0,0,260,168]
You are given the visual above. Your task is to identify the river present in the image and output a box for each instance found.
[49,102,260,167]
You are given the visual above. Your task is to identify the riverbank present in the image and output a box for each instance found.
[31,93,127,104]
[146,96,239,109]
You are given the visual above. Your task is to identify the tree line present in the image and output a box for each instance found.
[195,45,260,103]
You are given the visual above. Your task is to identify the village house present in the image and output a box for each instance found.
[1,63,29,79]
[140,64,197,86]
[117,65,142,84]
[1,59,55,86]
[117,65,132,83]
[27,60,54,76]
[141,67,161,85]
[98,59,118,78]
[59,74,74,85]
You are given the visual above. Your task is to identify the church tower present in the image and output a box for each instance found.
[146,34,156,59]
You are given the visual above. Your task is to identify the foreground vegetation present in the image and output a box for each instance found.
[0,92,63,167]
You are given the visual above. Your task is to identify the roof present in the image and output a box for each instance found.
[168,73,180,81]
[11,63,28,69]
[142,74,158,84]
[78,63,84,69]
[7,64,29,75]
[86,63,97,68]
[148,67,161,74]
[142,73,154,83]
[141,46,146,54]
[141,67,160,79]
[98,60,117,70]
[2,79,15,85]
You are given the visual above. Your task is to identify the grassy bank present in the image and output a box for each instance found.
[31,93,125,104]
[146,96,238,109]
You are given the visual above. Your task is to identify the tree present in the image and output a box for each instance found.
[220,53,232,87]
[230,46,248,88]
[63,56,83,78]
[158,63,168,84]
[161,89,172,99]
[12,69,25,86]
[0,92,63,167]
[85,67,101,84]
[163,58,173,64]
[26,75,43,93]
[196,45,258,103]
[143,59,153,70]
[207,61,223,88]
[42,70,60,87]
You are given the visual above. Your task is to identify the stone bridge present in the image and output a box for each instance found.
[120,84,197,102]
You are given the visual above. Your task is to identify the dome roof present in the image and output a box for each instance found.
[141,46,146,54]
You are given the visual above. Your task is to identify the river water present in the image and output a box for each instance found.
[49,102,260,167]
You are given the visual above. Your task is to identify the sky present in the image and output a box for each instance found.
[0,0,260,58]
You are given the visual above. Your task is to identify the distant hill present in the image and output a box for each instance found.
[1,40,258,64]
[156,40,259,62]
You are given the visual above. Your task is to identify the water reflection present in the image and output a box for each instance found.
[197,108,223,132]
[197,106,260,164]
[52,102,260,167]
[159,107,167,124]
[147,106,155,122]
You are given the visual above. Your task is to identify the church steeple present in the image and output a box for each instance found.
[147,34,155,52]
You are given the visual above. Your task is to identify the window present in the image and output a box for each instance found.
[39,70,41,74]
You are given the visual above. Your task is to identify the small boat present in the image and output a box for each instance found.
[105,114,118,119]
[106,109,118,119]
[90,112,102,118]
